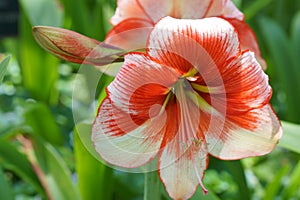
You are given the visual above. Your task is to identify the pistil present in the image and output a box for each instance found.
[159,91,173,115]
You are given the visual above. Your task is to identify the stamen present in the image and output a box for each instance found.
[182,68,198,78]
[133,48,147,53]
[190,146,208,195]
[187,90,217,114]
[173,78,209,195]
[191,83,222,94]
[159,91,173,115]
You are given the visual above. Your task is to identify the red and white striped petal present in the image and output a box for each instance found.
[212,50,271,114]
[206,104,282,159]
[110,0,150,25]
[147,17,240,75]
[105,19,153,50]
[137,0,173,22]
[221,0,244,20]
[92,98,166,168]
[204,0,223,17]
[107,53,179,115]
[228,19,267,69]
[205,0,243,20]
[158,79,209,199]
[173,0,212,19]
[159,135,208,200]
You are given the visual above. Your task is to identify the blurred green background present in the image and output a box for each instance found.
[0,0,300,199]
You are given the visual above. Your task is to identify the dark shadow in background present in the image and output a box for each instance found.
[0,0,19,38]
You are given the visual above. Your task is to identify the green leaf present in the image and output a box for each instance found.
[263,165,290,200]
[281,160,300,199]
[222,161,250,200]
[74,122,103,162]
[278,121,300,154]
[74,123,114,200]
[18,4,59,104]
[291,12,300,54]
[189,187,220,200]
[144,172,161,200]
[19,0,62,104]
[0,138,44,195]
[272,0,300,31]
[291,11,300,97]
[0,55,10,84]
[210,158,250,200]
[19,0,63,26]
[0,166,14,200]
[60,0,89,35]
[23,102,63,146]
[244,0,275,19]
[114,172,144,199]
[232,0,242,9]
[32,138,80,200]
[60,0,108,40]
[258,17,300,121]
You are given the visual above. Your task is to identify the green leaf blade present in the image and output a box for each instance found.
[281,160,300,199]
[258,17,300,121]
[278,121,300,154]
[23,102,63,146]
[32,138,80,200]
[74,123,114,200]
[19,2,60,104]
[0,138,44,195]
[0,167,14,200]
[0,55,11,84]
[263,165,290,200]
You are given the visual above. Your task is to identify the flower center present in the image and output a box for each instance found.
[160,69,217,115]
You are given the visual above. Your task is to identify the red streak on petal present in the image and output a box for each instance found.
[159,95,180,150]
[105,18,153,50]
[227,19,267,69]
[129,83,168,125]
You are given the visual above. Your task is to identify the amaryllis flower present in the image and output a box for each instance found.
[92,17,282,199]
[106,0,267,69]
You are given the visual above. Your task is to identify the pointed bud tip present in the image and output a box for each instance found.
[32,26,48,43]
[32,26,45,35]
[32,26,39,38]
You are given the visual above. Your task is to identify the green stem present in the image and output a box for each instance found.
[144,171,161,200]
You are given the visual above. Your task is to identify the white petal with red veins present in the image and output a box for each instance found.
[205,0,244,20]
[158,79,209,199]
[228,19,267,69]
[108,53,179,113]
[92,98,166,168]
[159,136,208,200]
[174,0,211,19]
[215,50,271,114]
[110,0,150,25]
[92,53,179,168]
[206,104,282,159]
[147,17,240,74]
[222,0,244,20]
[105,19,153,50]
[204,0,223,17]
[137,0,173,22]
